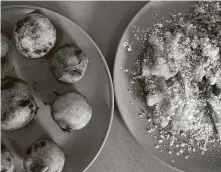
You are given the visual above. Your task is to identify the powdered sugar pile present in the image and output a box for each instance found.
[124,1,221,158]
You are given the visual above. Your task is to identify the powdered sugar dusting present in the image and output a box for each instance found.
[13,13,56,58]
[123,1,221,160]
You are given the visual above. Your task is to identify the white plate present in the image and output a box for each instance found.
[114,2,221,172]
[1,5,114,172]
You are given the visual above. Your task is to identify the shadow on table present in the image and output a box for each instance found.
[86,1,147,74]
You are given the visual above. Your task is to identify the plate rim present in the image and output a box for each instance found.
[2,5,115,172]
[113,2,184,172]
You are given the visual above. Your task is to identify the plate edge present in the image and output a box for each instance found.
[2,5,115,172]
[113,2,185,172]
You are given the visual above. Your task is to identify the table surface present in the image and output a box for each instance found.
[2,1,177,172]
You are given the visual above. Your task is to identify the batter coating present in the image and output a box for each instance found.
[13,13,56,58]
[51,92,92,132]
[1,76,39,130]
[51,45,88,83]
[1,31,10,58]
[1,144,14,172]
[24,139,65,172]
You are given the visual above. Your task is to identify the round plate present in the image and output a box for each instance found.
[114,2,221,172]
[1,5,114,172]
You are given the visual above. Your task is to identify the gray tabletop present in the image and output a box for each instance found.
[1,1,176,172]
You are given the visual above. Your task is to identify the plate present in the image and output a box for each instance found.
[1,5,114,172]
[114,1,221,172]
